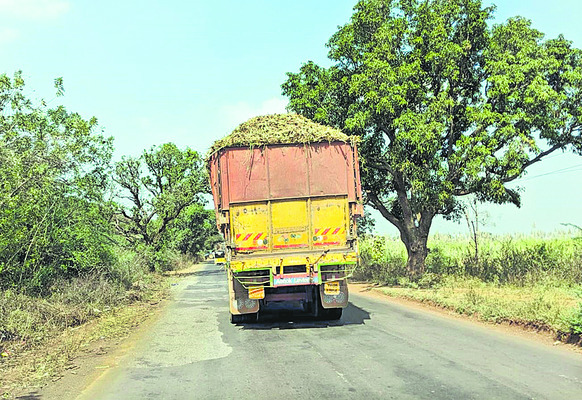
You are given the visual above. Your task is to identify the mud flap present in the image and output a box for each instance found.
[228,269,260,315]
[319,280,349,309]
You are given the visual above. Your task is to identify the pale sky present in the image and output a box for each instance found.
[1,0,581,235]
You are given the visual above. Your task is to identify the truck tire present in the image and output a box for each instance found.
[325,308,342,320]
[230,313,245,324]
[230,312,259,324]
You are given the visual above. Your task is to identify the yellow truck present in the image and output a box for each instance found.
[213,250,226,265]
[208,114,363,323]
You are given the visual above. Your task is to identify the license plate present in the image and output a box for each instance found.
[248,286,265,299]
[324,281,340,295]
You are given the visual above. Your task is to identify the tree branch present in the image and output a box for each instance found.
[378,122,396,143]
[366,159,395,175]
[501,143,564,184]
[367,191,403,231]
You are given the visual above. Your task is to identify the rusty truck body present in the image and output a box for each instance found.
[208,140,363,323]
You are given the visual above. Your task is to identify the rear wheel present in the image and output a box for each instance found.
[313,288,326,319]
[230,313,244,324]
[324,308,342,320]
[313,289,342,320]
[230,312,258,324]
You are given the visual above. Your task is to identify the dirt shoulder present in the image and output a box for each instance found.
[11,300,166,400]
[3,263,204,400]
[349,282,582,355]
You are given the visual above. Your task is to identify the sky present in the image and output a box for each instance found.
[1,0,581,236]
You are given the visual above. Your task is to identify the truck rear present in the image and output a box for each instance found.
[208,114,363,323]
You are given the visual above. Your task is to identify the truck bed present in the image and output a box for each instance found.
[208,142,363,258]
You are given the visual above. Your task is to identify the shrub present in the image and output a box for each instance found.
[355,236,406,283]
[357,233,582,287]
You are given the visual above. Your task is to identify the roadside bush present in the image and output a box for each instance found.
[354,236,406,283]
[566,304,582,335]
[0,196,118,293]
[105,247,151,289]
[0,72,116,293]
[1,277,121,346]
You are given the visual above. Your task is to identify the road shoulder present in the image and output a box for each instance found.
[12,263,204,400]
[349,282,582,355]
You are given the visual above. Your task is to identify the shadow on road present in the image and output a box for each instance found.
[16,393,42,400]
[239,302,371,330]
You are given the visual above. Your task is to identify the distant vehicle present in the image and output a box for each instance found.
[214,250,226,265]
[208,115,363,323]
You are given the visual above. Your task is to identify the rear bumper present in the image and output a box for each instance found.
[229,251,357,289]
[228,278,350,315]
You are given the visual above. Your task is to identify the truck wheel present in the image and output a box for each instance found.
[244,312,259,323]
[325,308,342,320]
[314,291,326,320]
[230,313,245,324]
[230,312,258,324]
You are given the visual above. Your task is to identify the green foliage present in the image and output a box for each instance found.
[167,204,221,257]
[358,233,582,335]
[0,73,216,392]
[0,72,115,292]
[282,0,582,274]
[0,247,164,370]
[566,303,582,335]
[114,143,211,269]
[0,73,218,291]
[356,206,376,238]
[354,236,406,283]
[378,277,579,334]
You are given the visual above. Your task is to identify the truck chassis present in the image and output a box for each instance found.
[227,250,356,322]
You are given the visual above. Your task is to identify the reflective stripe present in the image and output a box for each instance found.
[236,246,268,251]
[273,244,308,249]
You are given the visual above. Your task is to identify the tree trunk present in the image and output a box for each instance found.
[366,189,434,278]
[398,212,433,279]
[403,231,429,278]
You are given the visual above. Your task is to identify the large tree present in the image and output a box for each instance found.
[282,0,582,275]
[114,143,208,261]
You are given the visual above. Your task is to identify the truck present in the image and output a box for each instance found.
[207,114,363,323]
[213,249,226,265]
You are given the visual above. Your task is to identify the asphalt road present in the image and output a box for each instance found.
[77,263,582,400]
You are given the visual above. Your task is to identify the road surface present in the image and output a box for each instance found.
[77,263,582,400]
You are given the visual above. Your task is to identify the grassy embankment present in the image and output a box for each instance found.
[354,232,582,342]
[0,250,194,397]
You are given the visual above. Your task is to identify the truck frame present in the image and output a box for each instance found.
[208,140,363,323]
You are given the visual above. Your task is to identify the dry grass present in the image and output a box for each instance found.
[208,113,355,156]
[377,276,581,336]
[0,274,168,397]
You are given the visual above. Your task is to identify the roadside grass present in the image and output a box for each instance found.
[377,276,581,334]
[0,248,176,397]
[355,232,582,342]
[0,295,164,397]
